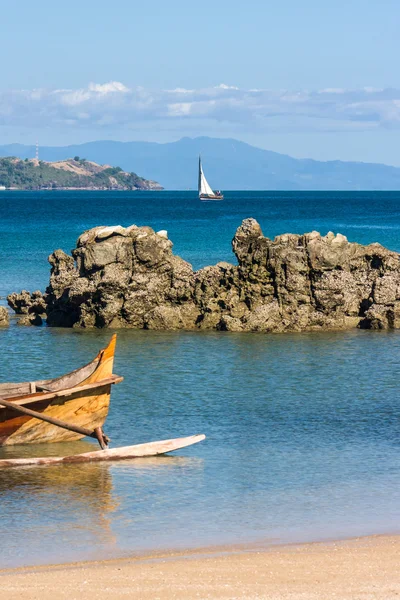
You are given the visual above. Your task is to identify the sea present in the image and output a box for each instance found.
[0,190,400,568]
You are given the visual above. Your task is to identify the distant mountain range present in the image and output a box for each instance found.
[1,137,400,190]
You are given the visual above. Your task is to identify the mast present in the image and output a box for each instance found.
[198,156,202,196]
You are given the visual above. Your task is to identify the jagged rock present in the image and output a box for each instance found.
[12,218,400,332]
[7,290,46,316]
[95,225,127,240]
[0,306,9,327]
[45,225,195,329]
[16,313,43,326]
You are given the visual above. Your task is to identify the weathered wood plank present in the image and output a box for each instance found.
[0,434,206,468]
[0,375,123,410]
[0,397,102,440]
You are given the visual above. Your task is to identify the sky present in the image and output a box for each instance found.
[1,0,400,165]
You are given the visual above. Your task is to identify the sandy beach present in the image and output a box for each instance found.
[1,535,399,600]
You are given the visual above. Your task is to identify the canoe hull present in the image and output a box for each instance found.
[0,384,112,445]
[0,336,121,446]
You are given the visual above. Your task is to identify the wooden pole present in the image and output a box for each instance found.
[0,397,105,445]
[93,426,110,450]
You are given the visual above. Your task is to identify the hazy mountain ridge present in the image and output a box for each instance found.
[1,137,400,190]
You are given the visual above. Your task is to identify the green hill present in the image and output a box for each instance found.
[0,157,163,190]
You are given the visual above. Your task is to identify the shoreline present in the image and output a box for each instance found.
[2,534,400,599]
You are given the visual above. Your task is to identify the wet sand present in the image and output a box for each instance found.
[1,535,399,599]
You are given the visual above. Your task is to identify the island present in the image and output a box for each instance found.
[0,157,163,190]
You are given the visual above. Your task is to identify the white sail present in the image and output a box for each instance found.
[198,157,215,197]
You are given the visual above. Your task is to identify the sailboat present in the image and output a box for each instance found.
[198,157,223,201]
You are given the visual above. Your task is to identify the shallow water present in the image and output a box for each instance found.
[0,191,399,568]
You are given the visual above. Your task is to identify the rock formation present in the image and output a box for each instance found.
[9,219,400,331]
[0,306,9,327]
[7,290,46,326]
[7,290,46,315]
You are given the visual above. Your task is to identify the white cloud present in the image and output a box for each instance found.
[58,89,92,106]
[88,81,130,94]
[2,81,400,133]
[318,88,346,94]
[216,83,240,90]
[167,87,194,94]
[168,102,192,116]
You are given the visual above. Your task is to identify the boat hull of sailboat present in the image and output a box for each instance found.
[199,194,224,201]
[0,335,122,446]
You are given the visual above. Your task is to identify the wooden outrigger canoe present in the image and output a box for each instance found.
[0,335,122,447]
[0,335,206,466]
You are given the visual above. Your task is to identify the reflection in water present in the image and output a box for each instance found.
[0,443,204,568]
[0,439,98,460]
[111,455,204,470]
[0,451,119,561]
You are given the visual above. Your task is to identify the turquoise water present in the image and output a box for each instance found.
[0,191,400,568]
[3,189,400,296]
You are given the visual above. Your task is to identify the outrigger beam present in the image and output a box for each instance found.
[0,434,206,468]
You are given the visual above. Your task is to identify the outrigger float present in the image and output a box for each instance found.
[0,335,205,468]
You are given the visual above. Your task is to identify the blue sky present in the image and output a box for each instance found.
[1,0,400,164]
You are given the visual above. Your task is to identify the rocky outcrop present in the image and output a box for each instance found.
[45,225,196,328]
[16,314,43,326]
[10,219,400,331]
[7,290,46,326]
[7,290,46,315]
[0,306,9,327]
